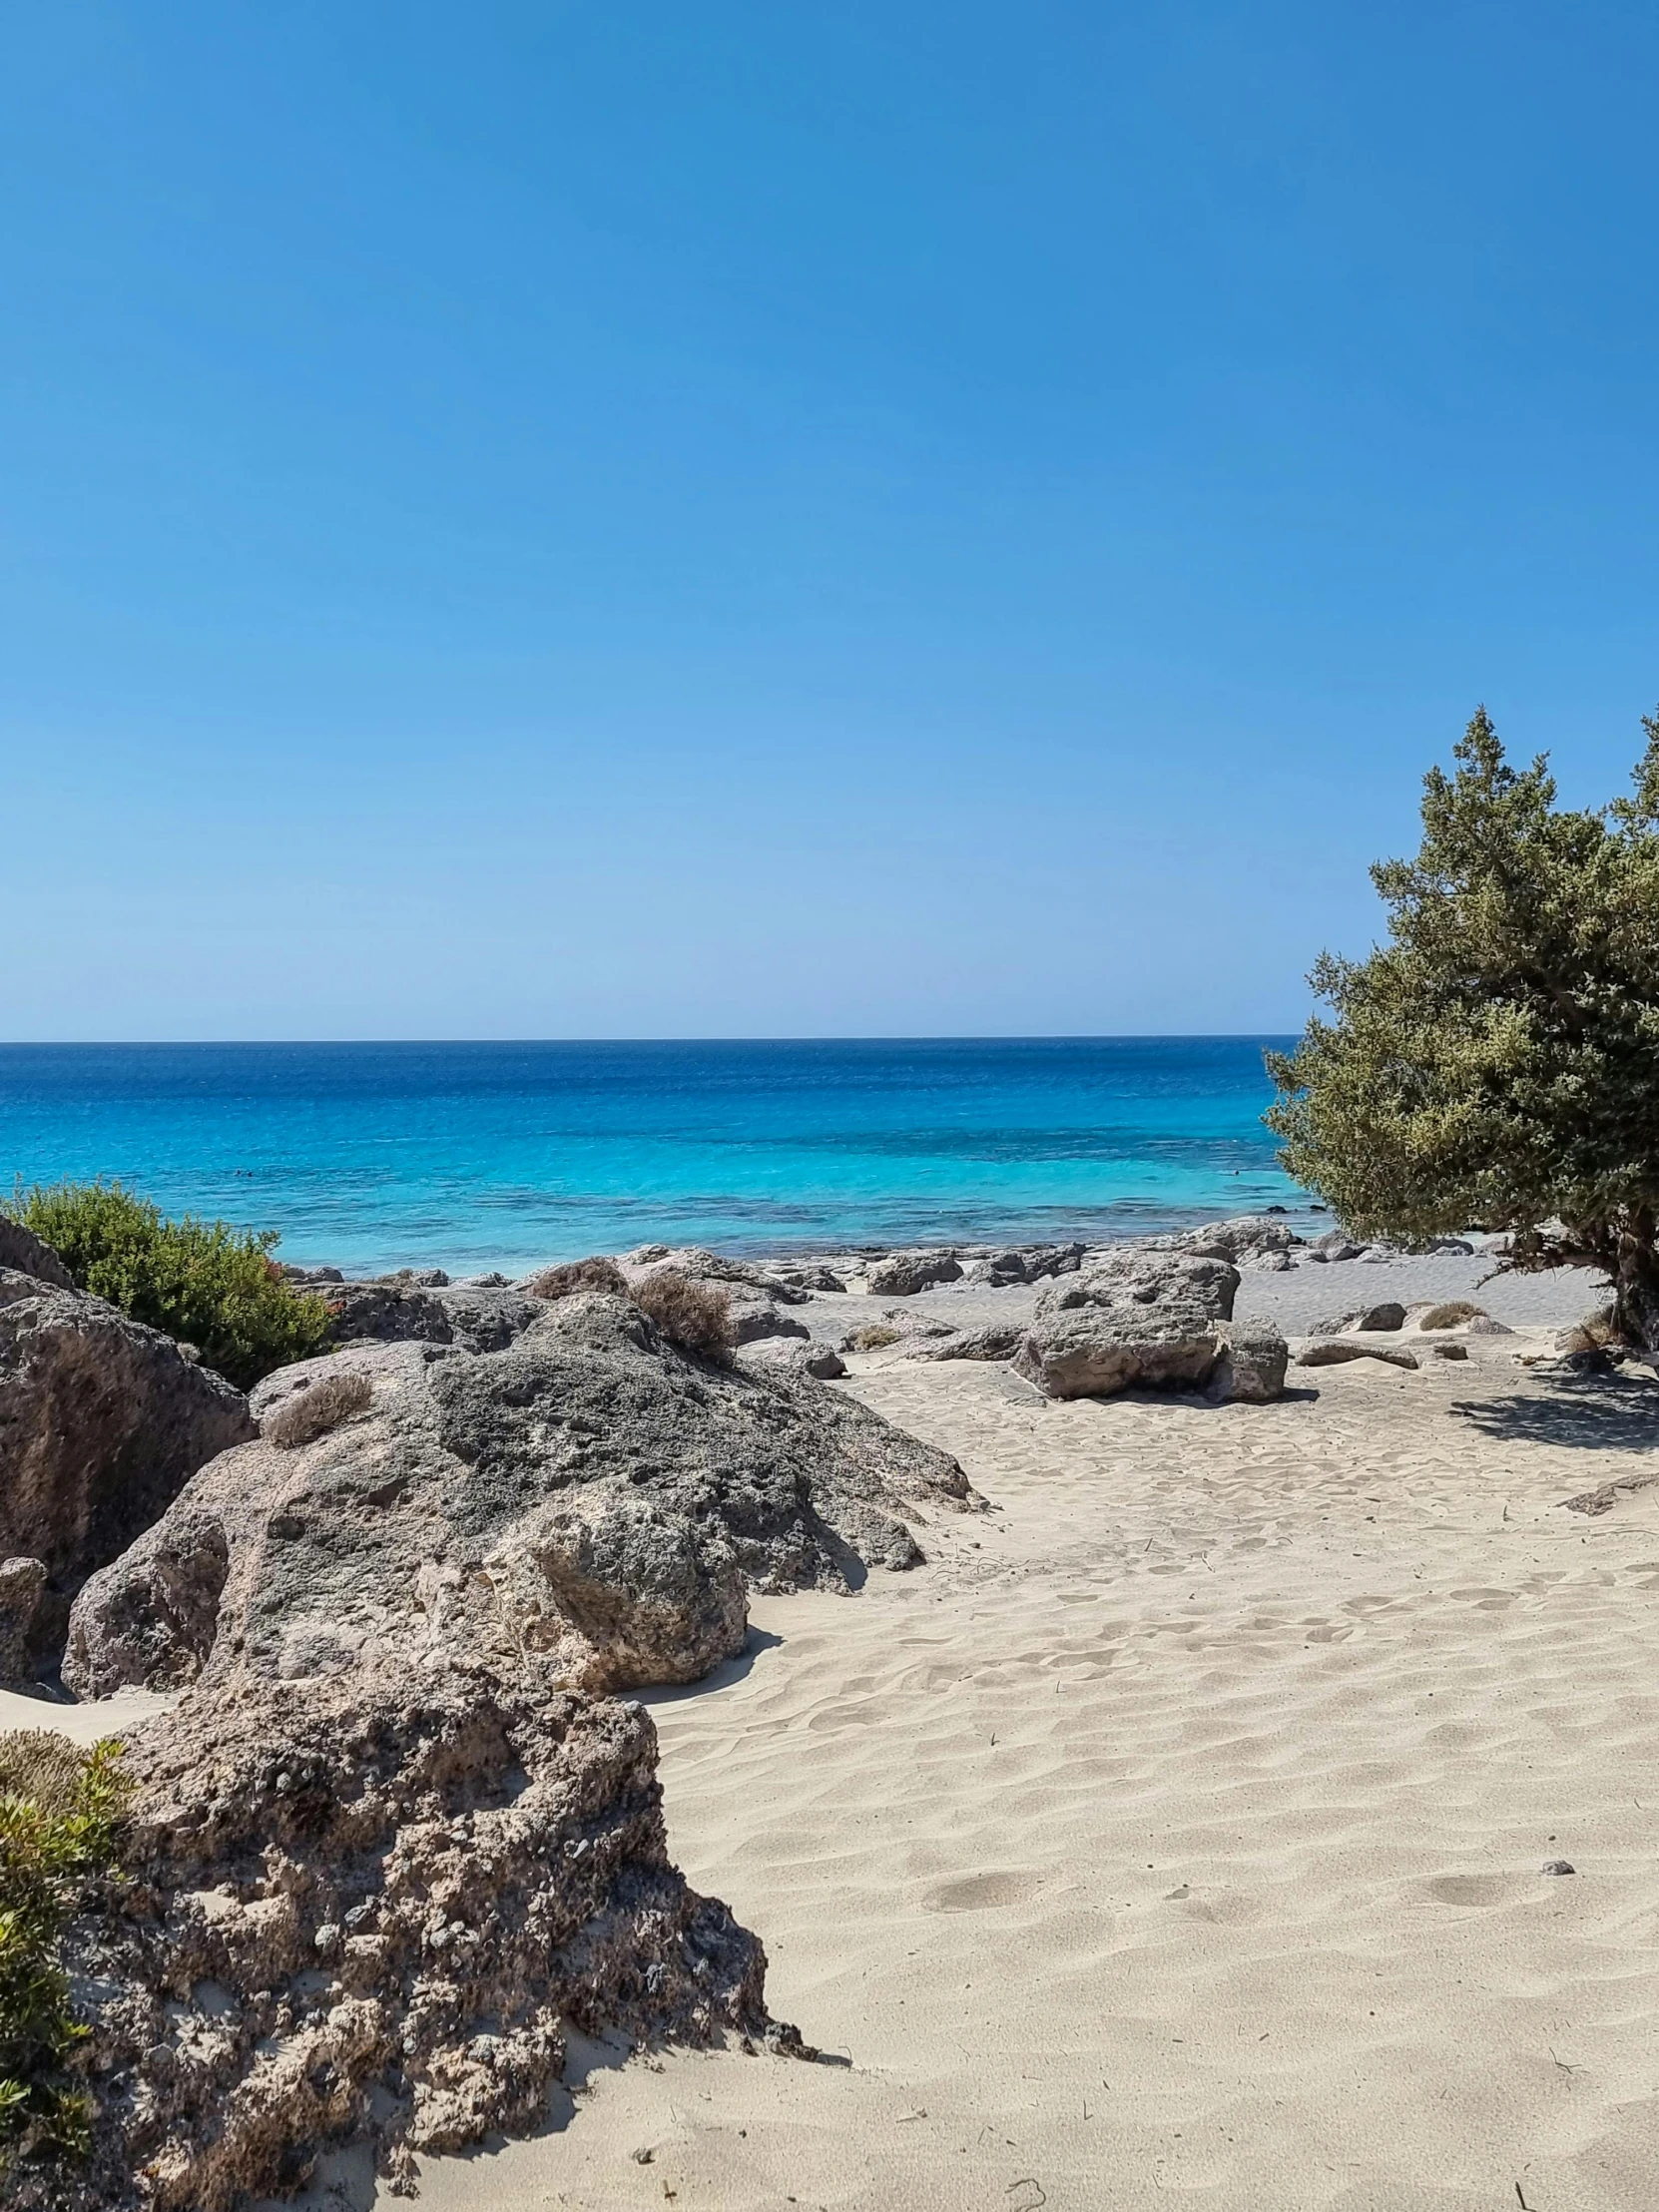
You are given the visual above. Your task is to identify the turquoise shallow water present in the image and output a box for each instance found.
[0,1039,1309,1277]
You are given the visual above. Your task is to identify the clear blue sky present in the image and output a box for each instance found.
[4,2,1656,1040]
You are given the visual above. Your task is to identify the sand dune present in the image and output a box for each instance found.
[403,1331,1659,2211]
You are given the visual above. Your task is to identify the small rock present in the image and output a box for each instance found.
[1541,1860,1575,1877]
[1430,1342,1469,1361]
[1296,1341,1419,1372]
[864,1251,964,1297]
[1357,1302,1407,1333]
[1309,1231,1366,1263]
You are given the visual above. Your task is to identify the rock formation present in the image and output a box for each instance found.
[961,1244,1085,1287]
[1296,1340,1419,1371]
[863,1251,964,1296]
[41,1284,979,2203]
[67,1292,978,1702]
[0,1270,255,1680]
[46,1671,784,2212]
[1011,1250,1287,1402]
[1170,1217,1301,1264]
[0,1218,74,1290]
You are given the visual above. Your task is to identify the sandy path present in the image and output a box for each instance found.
[399,1336,1659,2211]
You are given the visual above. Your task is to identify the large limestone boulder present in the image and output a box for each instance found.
[0,1272,254,1608]
[0,1219,74,1289]
[66,1292,978,1702]
[1011,1251,1288,1401]
[50,1670,784,2212]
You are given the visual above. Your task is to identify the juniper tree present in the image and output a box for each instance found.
[1266,706,1659,1347]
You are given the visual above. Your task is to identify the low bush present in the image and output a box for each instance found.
[526,1256,628,1301]
[632,1271,736,1363]
[0,1734,129,2172]
[5,1181,331,1390]
[846,1323,903,1351]
[1418,1300,1485,1331]
[264,1370,373,1448]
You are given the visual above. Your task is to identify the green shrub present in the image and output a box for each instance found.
[5,1180,331,1390]
[0,1734,129,2170]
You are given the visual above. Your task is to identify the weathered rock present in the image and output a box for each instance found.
[52,1671,783,2212]
[0,1219,74,1290]
[67,1295,978,1702]
[1307,1231,1366,1263]
[863,1251,964,1296]
[910,1322,1029,1363]
[1012,1253,1242,1399]
[1430,1342,1469,1361]
[724,1294,812,1347]
[623,1248,812,1307]
[1467,1316,1516,1336]
[771,1263,846,1294]
[1310,1310,1364,1337]
[1296,1341,1419,1371]
[1207,1319,1290,1403]
[1357,1302,1407,1332]
[739,1337,848,1382]
[435,1283,546,1353]
[60,1509,232,1694]
[318,1279,453,1346]
[962,1244,1085,1288]
[0,1555,50,1686]
[1174,1217,1299,1263]
[0,1274,255,1598]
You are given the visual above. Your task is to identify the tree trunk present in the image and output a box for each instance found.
[1612,1241,1659,1351]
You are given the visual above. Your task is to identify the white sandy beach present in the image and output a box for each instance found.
[385,1294,1659,2212]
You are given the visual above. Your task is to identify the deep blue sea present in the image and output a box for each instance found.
[0,1040,1308,1277]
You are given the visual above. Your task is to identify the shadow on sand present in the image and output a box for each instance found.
[1450,1366,1659,1454]
[636,1624,786,1707]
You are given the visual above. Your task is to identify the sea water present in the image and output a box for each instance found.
[0,1038,1310,1276]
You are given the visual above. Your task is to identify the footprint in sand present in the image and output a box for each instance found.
[924,1872,1036,1913]
[1420,1873,1527,1909]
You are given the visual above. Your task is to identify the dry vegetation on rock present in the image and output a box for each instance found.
[632,1270,738,1363]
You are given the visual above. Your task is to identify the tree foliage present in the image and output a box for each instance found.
[1266,706,1659,1344]
[4,1180,331,1389]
